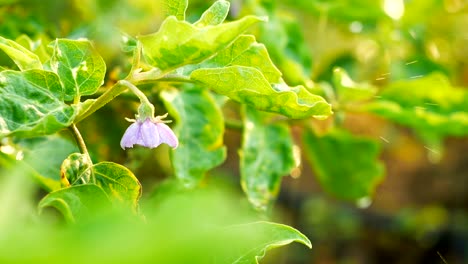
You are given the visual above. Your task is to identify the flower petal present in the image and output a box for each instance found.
[120,122,141,149]
[140,119,160,148]
[156,123,179,149]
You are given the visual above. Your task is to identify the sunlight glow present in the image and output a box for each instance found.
[0,145,15,155]
[383,0,405,20]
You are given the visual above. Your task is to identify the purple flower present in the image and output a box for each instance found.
[120,117,178,150]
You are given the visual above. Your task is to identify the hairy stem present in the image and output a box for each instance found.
[74,81,128,123]
[127,41,142,78]
[132,73,194,85]
[69,124,91,161]
[69,124,95,183]
[119,80,151,105]
[73,39,194,123]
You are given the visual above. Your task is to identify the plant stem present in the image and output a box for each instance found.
[127,41,142,78]
[74,81,128,123]
[119,80,151,105]
[74,62,192,123]
[73,33,195,124]
[225,118,243,130]
[69,124,91,163]
[73,95,81,105]
[69,124,96,184]
[132,73,194,85]
[161,74,194,83]
[128,68,164,85]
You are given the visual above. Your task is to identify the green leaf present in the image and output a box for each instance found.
[160,87,226,186]
[27,186,310,263]
[0,150,54,195]
[184,35,282,83]
[303,129,385,200]
[60,153,92,187]
[74,98,97,118]
[333,67,377,103]
[240,108,295,211]
[0,70,76,138]
[191,66,332,119]
[91,162,141,209]
[28,165,62,192]
[14,35,51,64]
[49,39,106,101]
[138,15,263,72]
[0,36,42,70]
[194,0,230,27]
[163,0,188,20]
[19,136,78,191]
[0,153,38,230]
[224,221,312,264]
[120,32,137,53]
[258,13,313,86]
[362,73,468,137]
[38,184,111,223]
[14,35,34,50]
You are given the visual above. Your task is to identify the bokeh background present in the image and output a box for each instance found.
[1,0,468,263]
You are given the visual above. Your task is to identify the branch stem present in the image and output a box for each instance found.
[225,119,243,130]
[74,81,128,123]
[119,80,151,105]
[69,124,91,162]
[69,124,95,183]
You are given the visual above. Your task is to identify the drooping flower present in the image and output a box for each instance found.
[120,114,178,150]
